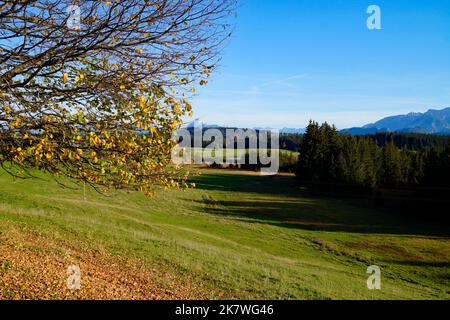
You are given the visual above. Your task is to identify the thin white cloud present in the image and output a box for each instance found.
[258,74,309,88]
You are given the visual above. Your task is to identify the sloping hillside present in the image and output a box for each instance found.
[1,169,449,299]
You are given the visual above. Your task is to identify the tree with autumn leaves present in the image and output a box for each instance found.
[0,0,235,195]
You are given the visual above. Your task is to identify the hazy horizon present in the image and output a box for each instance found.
[186,105,449,130]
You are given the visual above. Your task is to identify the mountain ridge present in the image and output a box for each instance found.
[342,107,450,135]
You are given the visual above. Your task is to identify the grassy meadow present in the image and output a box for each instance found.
[0,168,449,299]
[186,148,299,161]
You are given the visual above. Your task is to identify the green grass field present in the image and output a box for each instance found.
[0,168,449,299]
[186,148,299,160]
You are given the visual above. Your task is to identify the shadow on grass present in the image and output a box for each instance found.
[190,171,450,238]
[383,260,450,267]
[190,170,301,196]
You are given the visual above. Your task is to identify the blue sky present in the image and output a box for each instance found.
[190,0,450,129]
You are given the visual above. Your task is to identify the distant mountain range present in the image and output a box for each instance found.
[185,121,306,133]
[186,119,221,129]
[341,107,450,135]
[185,107,450,136]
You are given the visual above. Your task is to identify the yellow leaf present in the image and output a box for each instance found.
[62,73,68,84]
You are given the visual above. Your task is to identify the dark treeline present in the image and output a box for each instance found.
[368,132,450,149]
[280,133,303,152]
[183,128,304,150]
[297,121,450,188]
[280,131,450,152]
[185,127,276,149]
[296,121,450,219]
[185,127,450,152]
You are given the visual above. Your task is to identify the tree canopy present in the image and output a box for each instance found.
[0,0,235,195]
[296,121,450,190]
